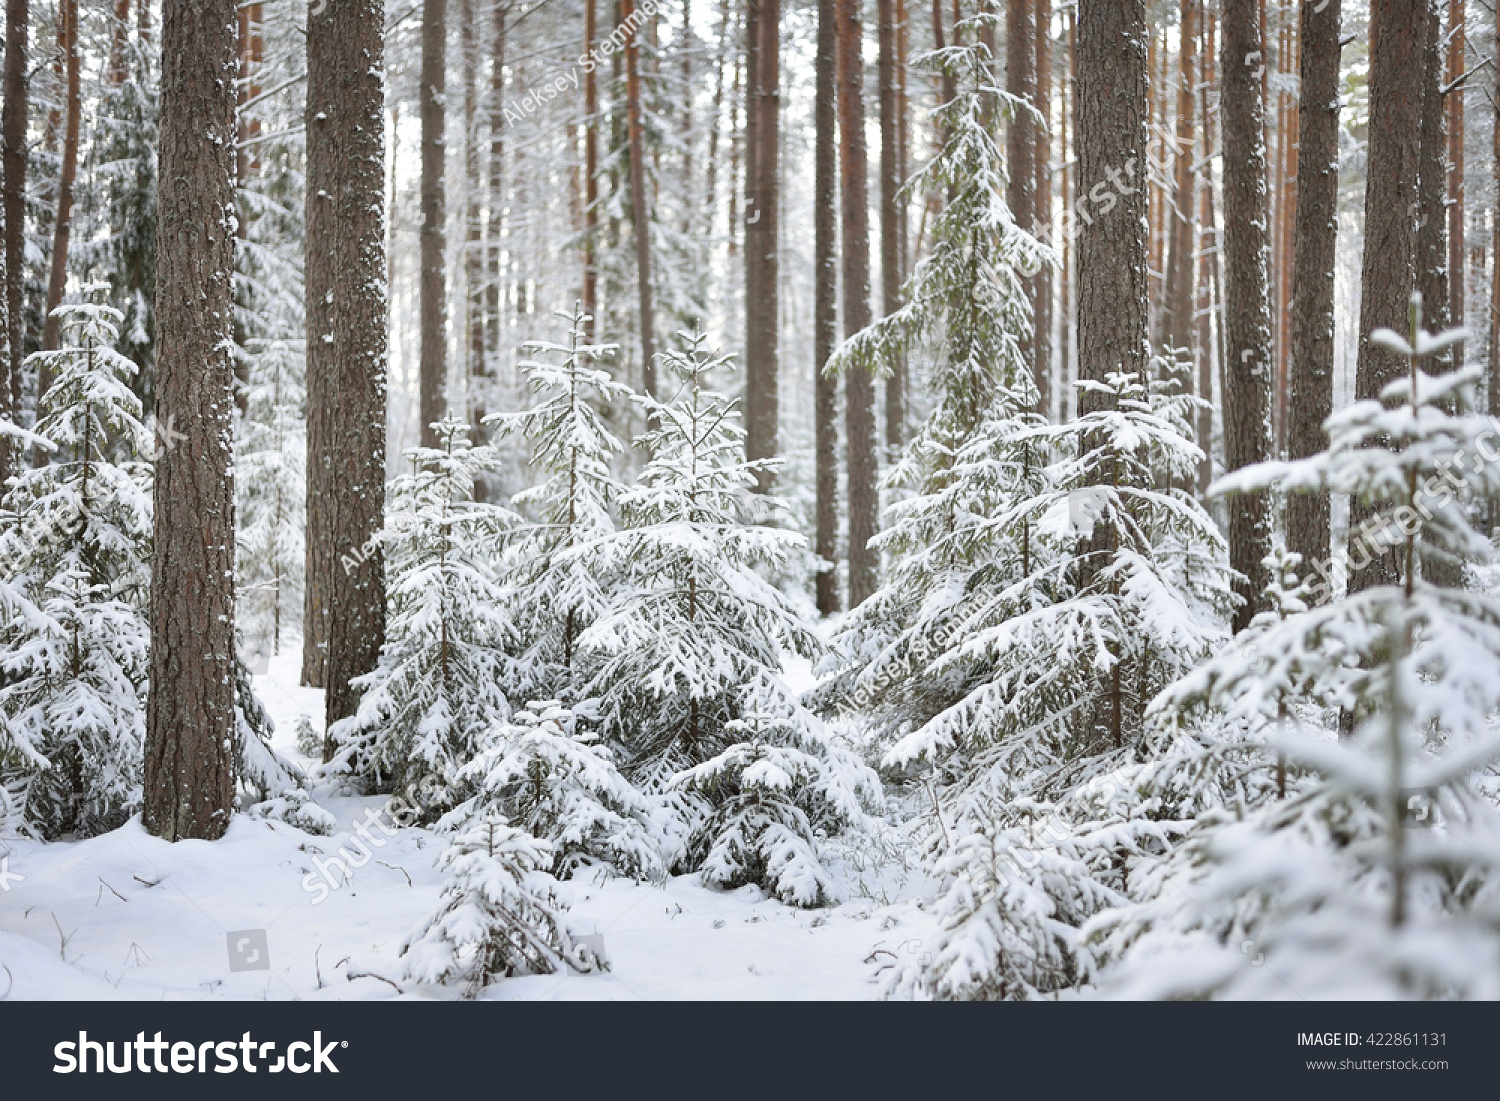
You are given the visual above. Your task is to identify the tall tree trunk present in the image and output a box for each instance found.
[1034,0,1052,420]
[582,0,597,335]
[39,0,79,375]
[1286,0,1340,578]
[623,0,657,400]
[419,0,449,450]
[1350,0,1423,590]
[1221,0,1274,632]
[0,179,8,485]
[1059,7,1074,421]
[1075,0,1147,409]
[879,0,905,453]
[1447,0,1464,344]
[1161,0,1197,383]
[744,0,779,488]
[109,0,130,84]
[1007,0,1037,399]
[1196,8,1219,494]
[1415,0,1449,344]
[815,0,840,617]
[838,0,879,606]
[233,1,262,418]
[308,0,388,734]
[462,0,486,456]
[489,4,507,355]
[143,0,239,842]
[1,0,26,443]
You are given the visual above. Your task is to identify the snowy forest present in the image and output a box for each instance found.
[0,0,1498,1003]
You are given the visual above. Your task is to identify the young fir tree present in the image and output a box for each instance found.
[578,331,877,893]
[447,698,666,881]
[673,672,879,906]
[489,305,628,700]
[1092,301,1500,999]
[881,370,1235,999]
[0,301,152,838]
[327,417,522,817]
[810,18,1049,751]
[402,817,605,996]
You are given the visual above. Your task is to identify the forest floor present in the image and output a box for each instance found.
[0,648,937,1000]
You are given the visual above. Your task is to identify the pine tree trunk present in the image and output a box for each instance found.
[1286,0,1340,579]
[489,4,507,351]
[1059,8,1074,421]
[1447,0,1464,343]
[419,0,449,449]
[0,180,8,486]
[1007,0,1037,398]
[233,2,262,418]
[815,0,840,617]
[623,0,656,401]
[744,0,779,489]
[579,0,595,333]
[109,0,130,85]
[1416,0,1449,342]
[1220,0,1274,632]
[1196,9,1218,495]
[1034,0,1052,421]
[1161,0,1197,381]
[878,0,905,453]
[143,0,239,842]
[838,0,879,607]
[462,0,486,458]
[1350,0,1423,591]
[1075,0,1147,409]
[1,0,24,432]
[308,0,388,734]
[38,0,78,375]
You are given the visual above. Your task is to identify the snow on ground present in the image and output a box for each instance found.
[0,644,937,1001]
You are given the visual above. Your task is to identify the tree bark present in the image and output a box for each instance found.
[1034,0,1052,420]
[1161,0,1196,375]
[143,0,239,842]
[419,0,449,450]
[1075,0,1147,409]
[39,0,79,374]
[879,0,905,452]
[1196,9,1218,495]
[838,0,879,607]
[488,4,507,354]
[307,0,388,734]
[815,0,840,616]
[1350,0,1423,590]
[1,0,25,470]
[1447,0,1464,342]
[744,0,779,488]
[583,0,597,336]
[1220,0,1274,632]
[623,0,657,401]
[1286,0,1340,579]
[1415,0,1449,343]
[1007,0,1037,400]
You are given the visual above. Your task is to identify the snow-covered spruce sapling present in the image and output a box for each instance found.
[0,302,153,837]
[488,305,629,701]
[578,330,820,788]
[402,818,605,996]
[447,699,666,881]
[1092,300,1500,998]
[811,17,1047,753]
[881,369,1234,999]
[672,674,879,906]
[577,331,876,890]
[327,417,523,817]
[235,652,334,834]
